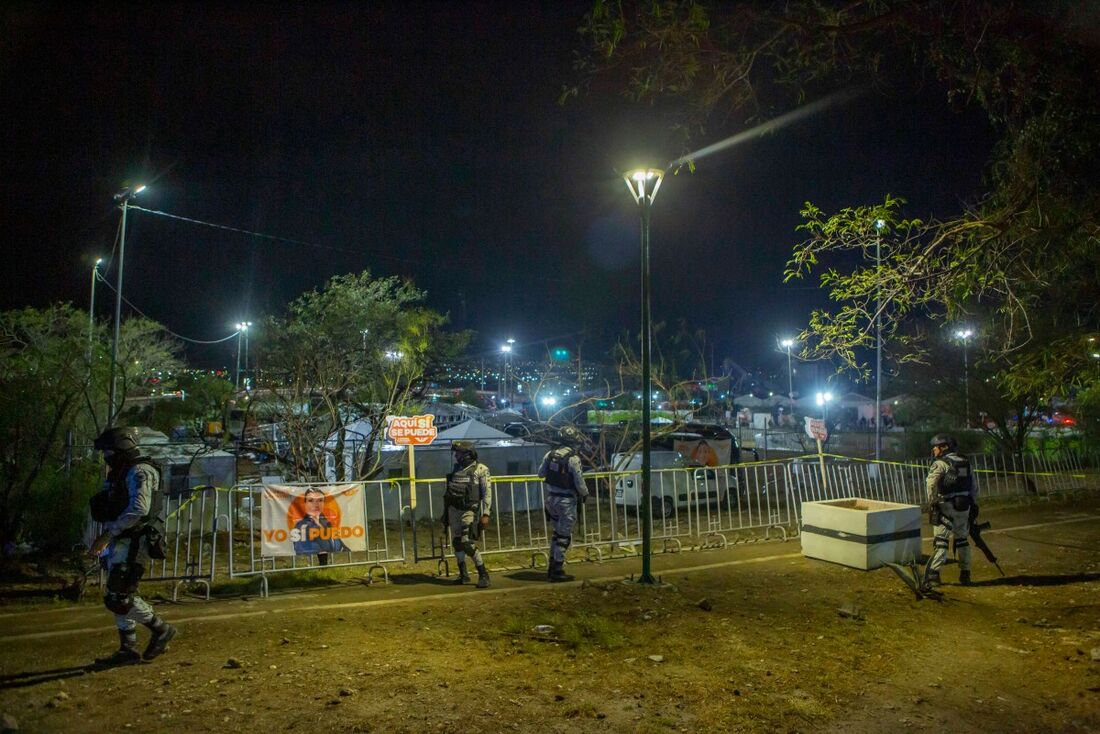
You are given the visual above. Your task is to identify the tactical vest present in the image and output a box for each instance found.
[938,453,973,497]
[89,459,163,531]
[543,448,576,491]
[445,465,481,509]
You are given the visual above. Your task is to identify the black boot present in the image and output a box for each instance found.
[95,629,141,666]
[959,570,972,586]
[143,617,178,661]
[476,565,491,588]
[548,561,568,582]
[454,561,471,585]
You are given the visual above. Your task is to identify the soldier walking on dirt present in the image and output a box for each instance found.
[442,441,492,588]
[87,427,178,665]
[924,434,976,590]
[538,427,588,582]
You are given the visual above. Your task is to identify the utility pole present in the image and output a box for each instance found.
[874,219,885,462]
[108,185,145,425]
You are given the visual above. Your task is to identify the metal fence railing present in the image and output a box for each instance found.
[126,449,1096,598]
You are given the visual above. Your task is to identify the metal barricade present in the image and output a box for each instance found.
[226,480,407,597]
[147,485,222,600]
[197,450,1096,596]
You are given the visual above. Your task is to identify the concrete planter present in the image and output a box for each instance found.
[800,498,922,570]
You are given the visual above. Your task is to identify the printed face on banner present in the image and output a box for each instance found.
[260,484,366,557]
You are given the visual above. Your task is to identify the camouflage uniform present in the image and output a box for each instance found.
[925,451,976,586]
[444,442,493,588]
[538,447,588,581]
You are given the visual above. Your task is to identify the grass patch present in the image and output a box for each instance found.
[501,609,629,651]
[206,568,350,596]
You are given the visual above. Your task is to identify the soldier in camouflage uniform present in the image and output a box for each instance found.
[88,427,177,665]
[538,427,588,582]
[924,434,976,589]
[442,441,492,588]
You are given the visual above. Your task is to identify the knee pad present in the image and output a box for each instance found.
[933,537,949,549]
[105,592,134,615]
[452,536,464,553]
[552,532,572,551]
[462,540,477,556]
[954,538,970,548]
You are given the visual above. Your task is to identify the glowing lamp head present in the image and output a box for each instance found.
[622,167,665,205]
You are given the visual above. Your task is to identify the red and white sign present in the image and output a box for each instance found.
[804,416,828,442]
[387,414,438,446]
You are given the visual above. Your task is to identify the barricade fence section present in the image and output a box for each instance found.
[156,449,1095,597]
[148,485,224,599]
[224,481,407,595]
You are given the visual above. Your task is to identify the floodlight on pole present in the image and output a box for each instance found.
[88,258,103,364]
[873,218,886,461]
[235,321,251,389]
[954,327,975,427]
[623,165,665,585]
[780,338,796,414]
[107,184,146,426]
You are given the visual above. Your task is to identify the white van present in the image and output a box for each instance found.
[611,451,733,518]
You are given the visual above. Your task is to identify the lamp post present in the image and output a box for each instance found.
[108,184,146,426]
[780,338,796,416]
[500,341,513,407]
[816,391,834,423]
[954,328,974,427]
[235,322,251,389]
[874,218,886,461]
[623,166,665,585]
[87,258,103,364]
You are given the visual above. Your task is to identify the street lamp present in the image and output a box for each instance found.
[780,338,796,415]
[235,321,252,389]
[87,257,103,364]
[107,184,146,425]
[623,165,665,585]
[954,328,975,427]
[874,218,886,461]
[816,391,834,423]
[500,340,514,407]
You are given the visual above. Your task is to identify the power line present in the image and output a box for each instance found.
[94,271,239,345]
[126,204,560,284]
[129,205,344,253]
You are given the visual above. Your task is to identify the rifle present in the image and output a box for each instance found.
[969,520,1004,576]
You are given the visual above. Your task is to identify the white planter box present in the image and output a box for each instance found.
[800,498,922,570]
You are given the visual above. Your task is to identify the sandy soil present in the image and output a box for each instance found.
[1,498,1098,733]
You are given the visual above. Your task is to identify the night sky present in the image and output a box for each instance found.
[2,2,994,372]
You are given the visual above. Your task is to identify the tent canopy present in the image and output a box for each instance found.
[434,419,514,442]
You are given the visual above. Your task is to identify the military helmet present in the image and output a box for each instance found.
[94,426,140,453]
[451,440,478,462]
[93,426,141,459]
[930,434,957,451]
[557,425,582,447]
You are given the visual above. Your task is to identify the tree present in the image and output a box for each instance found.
[0,305,92,547]
[258,272,469,481]
[0,305,183,550]
[571,0,1100,417]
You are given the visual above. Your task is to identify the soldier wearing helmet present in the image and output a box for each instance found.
[924,433,977,589]
[87,426,177,665]
[442,441,493,588]
[537,427,589,581]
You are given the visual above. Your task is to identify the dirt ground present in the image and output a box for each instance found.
[1,498,1099,733]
